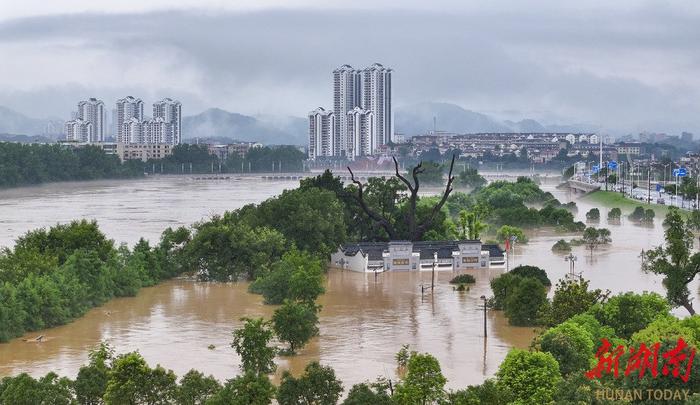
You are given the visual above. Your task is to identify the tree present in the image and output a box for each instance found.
[348,155,456,241]
[582,227,611,256]
[74,342,114,405]
[543,278,605,326]
[231,317,277,375]
[208,372,276,405]
[174,370,222,405]
[551,239,572,253]
[509,265,551,287]
[104,352,177,405]
[643,207,700,315]
[585,208,600,221]
[457,168,486,190]
[539,322,595,376]
[504,277,548,326]
[495,225,527,244]
[272,301,320,354]
[393,353,447,405]
[607,207,622,221]
[249,249,325,305]
[496,349,561,404]
[588,292,670,338]
[343,380,394,405]
[489,273,521,310]
[0,372,73,405]
[447,379,511,405]
[457,210,487,240]
[277,362,343,405]
[628,206,646,221]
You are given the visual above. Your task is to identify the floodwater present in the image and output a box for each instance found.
[0,174,677,389]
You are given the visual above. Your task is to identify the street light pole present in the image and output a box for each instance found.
[480,295,487,338]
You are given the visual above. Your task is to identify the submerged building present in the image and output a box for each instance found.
[331,240,505,273]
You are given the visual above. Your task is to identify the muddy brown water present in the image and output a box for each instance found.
[0,174,679,389]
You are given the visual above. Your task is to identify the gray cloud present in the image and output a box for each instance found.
[0,3,699,135]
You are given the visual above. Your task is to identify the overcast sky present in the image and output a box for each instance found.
[0,1,699,134]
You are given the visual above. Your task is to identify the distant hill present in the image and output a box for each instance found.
[0,106,63,136]
[395,102,600,135]
[182,108,307,145]
[395,102,511,134]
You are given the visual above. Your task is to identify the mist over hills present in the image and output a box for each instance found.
[394,102,600,135]
[0,102,602,145]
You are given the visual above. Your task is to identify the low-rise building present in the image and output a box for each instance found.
[331,240,505,273]
[116,143,174,162]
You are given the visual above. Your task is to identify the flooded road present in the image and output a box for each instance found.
[0,174,678,389]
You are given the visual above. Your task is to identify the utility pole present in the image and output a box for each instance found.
[431,252,437,291]
[480,295,487,338]
[647,164,651,205]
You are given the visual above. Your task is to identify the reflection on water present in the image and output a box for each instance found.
[0,175,681,389]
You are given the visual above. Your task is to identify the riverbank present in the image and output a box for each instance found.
[581,190,674,216]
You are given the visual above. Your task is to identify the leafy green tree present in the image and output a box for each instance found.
[504,277,548,326]
[343,380,394,405]
[184,220,286,281]
[0,372,73,405]
[231,317,277,375]
[495,225,527,244]
[208,372,275,405]
[509,265,551,287]
[272,301,320,354]
[409,161,444,185]
[277,362,343,405]
[174,370,221,405]
[496,349,561,404]
[607,207,622,221]
[628,206,646,221]
[393,353,447,405]
[543,278,605,326]
[551,239,572,253]
[246,187,347,258]
[643,207,699,314]
[74,342,115,405]
[457,210,487,240]
[585,208,600,221]
[582,227,611,256]
[249,249,325,306]
[104,352,177,405]
[457,168,486,189]
[539,322,595,376]
[447,379,511,405]
[489,273,521,310]
[588,292,671,339]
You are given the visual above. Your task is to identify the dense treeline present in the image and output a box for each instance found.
[0,143,143,188]
[0,142,307,189]
[148,144,306,174]
[0,221,187,342]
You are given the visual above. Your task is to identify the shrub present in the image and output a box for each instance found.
[551,239,572,253]
[607,207,622,220]
[449,274,476,284]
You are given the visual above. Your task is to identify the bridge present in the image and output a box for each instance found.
[565,179,601,194]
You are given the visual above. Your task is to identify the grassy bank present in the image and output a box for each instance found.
[581,190,674,217]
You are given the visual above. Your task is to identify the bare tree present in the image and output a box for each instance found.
[348,154,456,241]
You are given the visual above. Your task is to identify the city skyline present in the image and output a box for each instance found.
[0,2,699,136]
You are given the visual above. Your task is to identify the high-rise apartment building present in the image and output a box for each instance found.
[63,98,105,143]
[333,65,361,157]
[64,119,93,142]
[308,107,335,159]
[347,107,374,159]
[153,98,182,145]
[310,63,392,160]
[116,96,144,143]
[361,63,392,145]
[76,98,106,142]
